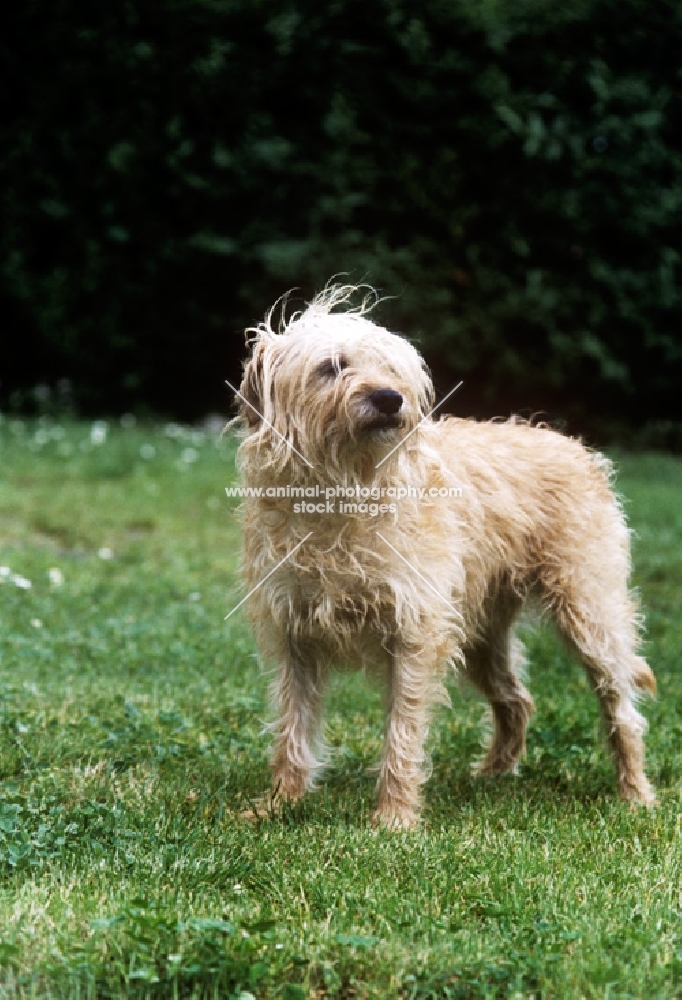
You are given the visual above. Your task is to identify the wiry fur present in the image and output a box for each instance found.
[235,284,656,827]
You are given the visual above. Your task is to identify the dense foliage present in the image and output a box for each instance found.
[2,0,681,429]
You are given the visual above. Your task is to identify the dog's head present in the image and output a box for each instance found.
[237,286,434,472]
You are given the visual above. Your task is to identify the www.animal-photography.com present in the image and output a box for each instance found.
[2,4,681,998]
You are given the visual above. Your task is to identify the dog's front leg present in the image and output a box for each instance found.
[375,640,440,829]
[269,637,328,804]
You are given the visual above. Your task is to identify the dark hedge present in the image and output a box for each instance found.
[2,0,681,429]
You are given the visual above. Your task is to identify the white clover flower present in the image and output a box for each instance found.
[188,592,201,602]
[50,425,65,440]
[11,574,32,589]
[120,413,136,429]
[33,429,50,446]
[164,422,184,439]
[140,443,156,460]
[48,567,64,586]
[98,547,114,560]
[30,619,43,629]
[90,421,108,445]
[0,566,10,579]
[181,447,199,464]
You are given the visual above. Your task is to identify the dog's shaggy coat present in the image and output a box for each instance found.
[235,285,655,827]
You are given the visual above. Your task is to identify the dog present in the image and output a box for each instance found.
[233,284,656,828]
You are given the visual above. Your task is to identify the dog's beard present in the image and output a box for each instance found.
[360,414,403,433]
[325,402,412,445]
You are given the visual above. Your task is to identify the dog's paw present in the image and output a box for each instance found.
[239,791,284,822]
[473,757,520,778]
[240,785,306,822]
[239,800,274,822]
[371,806,419,831]
[619,778,657,808]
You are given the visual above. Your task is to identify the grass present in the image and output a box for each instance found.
[0,414,681,999]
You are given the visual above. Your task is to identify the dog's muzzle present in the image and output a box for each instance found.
[363,388,404,430]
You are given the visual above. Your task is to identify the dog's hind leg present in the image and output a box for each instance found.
[553,586,656,805]
[268,637,329,803]
[465,596,535,777]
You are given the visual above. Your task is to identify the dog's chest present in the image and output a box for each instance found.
[277,554,392,634]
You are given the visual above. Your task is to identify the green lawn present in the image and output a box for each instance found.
[0,416,680,999]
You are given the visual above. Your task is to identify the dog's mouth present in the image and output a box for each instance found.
[361,414,403,432]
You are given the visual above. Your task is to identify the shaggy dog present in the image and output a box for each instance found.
[234,285,655,828]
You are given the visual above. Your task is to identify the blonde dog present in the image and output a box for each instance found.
[234,285,655,827]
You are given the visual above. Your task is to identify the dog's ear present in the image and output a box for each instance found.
[239,341,266,426]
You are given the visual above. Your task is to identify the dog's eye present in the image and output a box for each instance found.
[317,358,348,378]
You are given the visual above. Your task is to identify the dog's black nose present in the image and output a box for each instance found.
[369,389,403,415]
